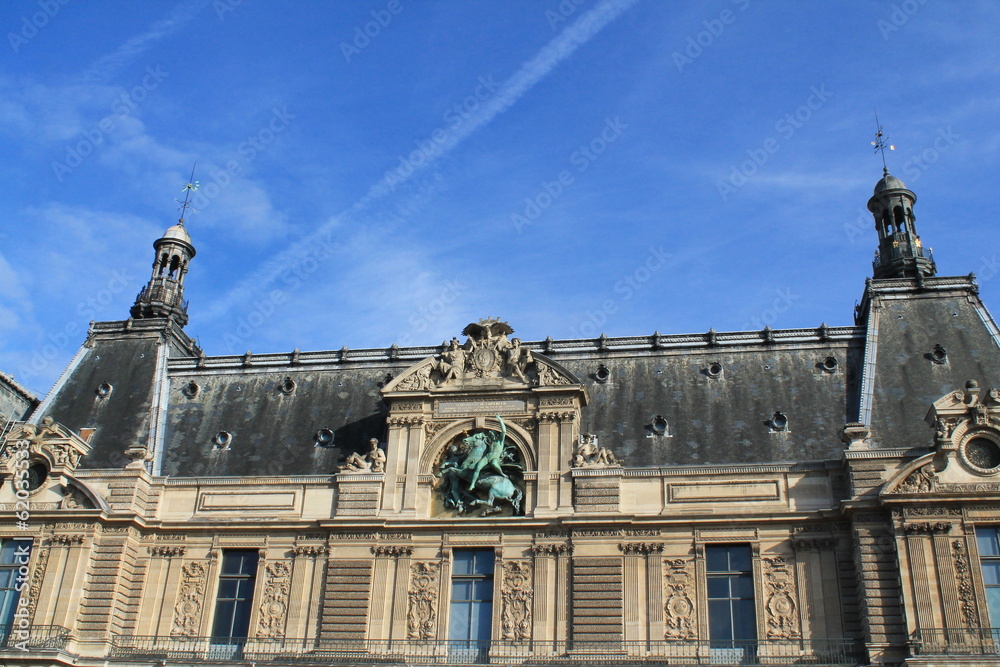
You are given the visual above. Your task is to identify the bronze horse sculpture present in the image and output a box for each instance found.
[437,416,523,514]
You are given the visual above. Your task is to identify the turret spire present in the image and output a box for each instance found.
[130,169,199,325]
[867,120,936,280]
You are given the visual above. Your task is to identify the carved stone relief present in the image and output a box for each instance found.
[530,543,572,556]
[501,560,532,640]
[763,556,800,639]
[663,559,696,640]
[618,542,664,555]
[292,545,329,557]
[171,561,208,636]
[952,540,980,629]
[371,545,413,557]
[26,547,48,624]
[895,464,936,493]
[407,562,439,639]
[389,318,575,390]
[256,561,291,638]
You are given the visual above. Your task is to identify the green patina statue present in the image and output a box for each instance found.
[437,415,523,515]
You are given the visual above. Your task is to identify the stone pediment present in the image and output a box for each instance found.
[382,318,584,394]
[1,417,92,476]
[884,381,1000,496]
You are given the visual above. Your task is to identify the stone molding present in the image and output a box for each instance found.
[618,542,664,555]
[292,545,329,557]
[148,545,186,557]
[371,545,414,557]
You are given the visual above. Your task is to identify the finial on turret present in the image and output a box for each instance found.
[870,109,895,172]
[175,164,199,226]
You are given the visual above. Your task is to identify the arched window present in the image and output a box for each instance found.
[169,255,181,278]
[893,206,905,228]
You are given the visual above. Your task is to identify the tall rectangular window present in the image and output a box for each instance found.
[706,545,756,648]
[977,527,1000,627]
[0,539,32,633]
[449,549,494,652]
[211,550,259,640]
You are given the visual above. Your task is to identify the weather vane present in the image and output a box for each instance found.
[176,163,199,225]
[871,109,895,173]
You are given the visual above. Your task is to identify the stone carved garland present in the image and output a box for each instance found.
[26,547,48,624]
[952,540,980,629]
[763,557,800,640]
[501,561,533,640]
[407,562,440,639]
[171,561,208,636]
[663,559,696,640]
[256,561,292,638]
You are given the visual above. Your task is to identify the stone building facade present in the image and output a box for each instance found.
[3,169,1000,666]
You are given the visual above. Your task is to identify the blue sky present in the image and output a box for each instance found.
[1,0,998,396]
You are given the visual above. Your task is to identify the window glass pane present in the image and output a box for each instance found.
[708,599,733,640]
[218,579,238,598]
[732,573,755,598]
[728,546,752,572]
[0,540,30,566]
[706,546,729,572]
[983,563,1000,586]
[987,588,1000,628]
[472,551,495,576]
[707,576,729,599]
[212,601,235,636]
[472,600,492,641]
[453,551,475,575]
[732,599,757,640]
[231,598,253,637]
[979,528,1000,557]
[473,579,493,601]
[449,602,471,641]
[452,580,472,602]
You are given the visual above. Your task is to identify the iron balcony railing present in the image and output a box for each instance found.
[910,627,1000,656]
[0,624,71,651]
[108,635,864,665]
[872,243,933,270]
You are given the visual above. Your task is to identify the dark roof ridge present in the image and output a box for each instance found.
[165,325,864,371]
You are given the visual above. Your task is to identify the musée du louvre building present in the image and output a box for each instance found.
[3,168,1000,667]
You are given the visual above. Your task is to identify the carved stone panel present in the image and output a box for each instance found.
[763,556,800,639]
[407,562,439,639]
[171,561,208,636]
[952,540,980,629]
[27,546,48,624]
[501,560,533,640]
[663,559,696,640]
[256,561,291,638]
